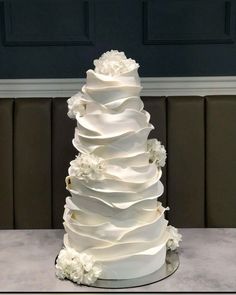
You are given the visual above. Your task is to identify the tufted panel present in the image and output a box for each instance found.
[167,97,205,227]
[206,96,236,227]
[0,99,14,228]
[14,99,52,228]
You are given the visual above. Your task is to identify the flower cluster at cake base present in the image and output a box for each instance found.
[94,50,139,76]
[55,247,102,285]
[69,153,106,181]
[166,225,182,251]
[147,138,167,168]
[67,92,87,119]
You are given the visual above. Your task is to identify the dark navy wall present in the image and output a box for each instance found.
[0,0,236,78]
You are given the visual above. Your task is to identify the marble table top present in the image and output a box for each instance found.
[0,228,236,292]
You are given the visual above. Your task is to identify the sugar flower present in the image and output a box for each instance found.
[166,225,182,251]
[55,247,102,285]
[94,50,139,76]
[67,92,87,119]
[147,138,167,168]
[69,153,105,181]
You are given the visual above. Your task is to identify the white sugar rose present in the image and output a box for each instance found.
[166,225,182,251]
[55,247,102,285]
[55,266,66,280]
[69,153,105,181]
[67,92,87,119]
[147,138,167,168]
[83,265,102,285]
[94,50,139,76]
[80,252,95,272]
[70,265,84,284]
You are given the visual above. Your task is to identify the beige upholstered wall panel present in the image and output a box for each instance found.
[167,97,205,227]
[14,99,52,228]
[0,99,14,228]
[206,96,236,227]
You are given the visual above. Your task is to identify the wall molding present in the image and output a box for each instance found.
[142,0,234,45]
[3,0,94,46]
[0,76,236,98]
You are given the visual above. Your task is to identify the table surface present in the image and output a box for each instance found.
[0,228,236,292]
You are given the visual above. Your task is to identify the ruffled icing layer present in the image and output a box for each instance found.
[63,226,169,279]
[64,200,168,242]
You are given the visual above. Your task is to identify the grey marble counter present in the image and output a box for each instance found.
[0,228,236,292]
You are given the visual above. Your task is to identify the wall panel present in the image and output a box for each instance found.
[143,0,233,44]
[167,97,205,227]
[14,98,51,228]
[206,96,236,227]
[3,0,94,46]
[0,99,14,228]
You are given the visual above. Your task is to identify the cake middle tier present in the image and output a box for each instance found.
[64,164,168,243]
[73,108,153,158]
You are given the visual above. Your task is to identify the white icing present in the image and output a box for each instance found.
[63,204,168,242]
[73,126,153,157]
[87,68,140,87]
[60,50,180,281]
[76,109,149,137]
[104,96,144,112]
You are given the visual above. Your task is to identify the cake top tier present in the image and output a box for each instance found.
[93,50,139,77]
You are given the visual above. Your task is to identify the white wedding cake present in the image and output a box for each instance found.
[55,50,182,285]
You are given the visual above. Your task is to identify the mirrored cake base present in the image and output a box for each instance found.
[55,250,180,289]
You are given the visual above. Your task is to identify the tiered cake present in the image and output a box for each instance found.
[55,50,182,285]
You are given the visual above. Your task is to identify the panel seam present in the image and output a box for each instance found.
[204,97,207,228]
[50,98,53,229]
[12,98,15,229]
[165,96,169,220]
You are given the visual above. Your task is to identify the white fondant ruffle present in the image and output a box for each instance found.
[73,126,153,157]
[65,197,164,226]
[86,69,141,88]
[66,177,163,207]
[83,84,142,105]
[104,96,144,112]
[63,204,168,243]
[63,223,169,258]
[76,108,149,137]
[105,152,150,167]
[66,166,161,193]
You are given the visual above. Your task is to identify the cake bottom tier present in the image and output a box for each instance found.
[64,232,168,280]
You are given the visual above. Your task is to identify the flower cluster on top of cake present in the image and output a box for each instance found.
[94,50,139,76]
